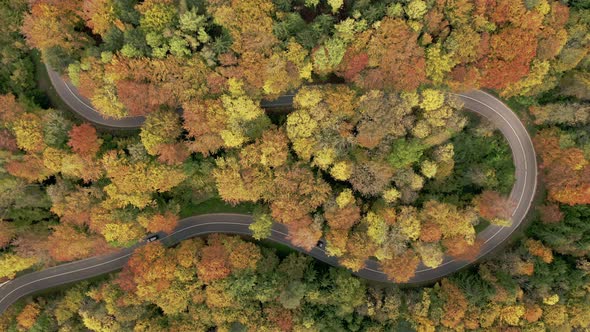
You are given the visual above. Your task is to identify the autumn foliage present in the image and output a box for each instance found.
[534,129,590,205]
[2,0,590,330]
[16,303,40,330]
[68,123,102,157]
[474,190,515,224]
[380,249,420,283]
[347,18,427,91]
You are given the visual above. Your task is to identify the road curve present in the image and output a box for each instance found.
[0,69,537,314]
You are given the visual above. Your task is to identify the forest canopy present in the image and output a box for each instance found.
[0,0,553,282]
[19,0,587,118]
[0,0,589,331]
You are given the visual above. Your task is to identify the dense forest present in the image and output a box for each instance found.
[0,0,589,330]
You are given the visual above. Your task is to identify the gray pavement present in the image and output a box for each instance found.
[0,71,537,315]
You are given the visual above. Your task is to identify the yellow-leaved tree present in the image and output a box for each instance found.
[140,110,182,156]
[102,151,186,208]
[13,113,45,153]
[0,253,37,279]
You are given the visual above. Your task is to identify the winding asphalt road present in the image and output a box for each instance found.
[0,68,537,314]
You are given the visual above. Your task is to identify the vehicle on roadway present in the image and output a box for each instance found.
[146,234,159,243]
[0,71,538,317]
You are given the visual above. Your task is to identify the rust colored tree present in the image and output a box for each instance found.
[68,123,102,157]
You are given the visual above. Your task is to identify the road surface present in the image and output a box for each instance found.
[0,69,537,314]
